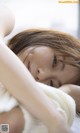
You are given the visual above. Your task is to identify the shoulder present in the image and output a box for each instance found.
[0,5,15,39]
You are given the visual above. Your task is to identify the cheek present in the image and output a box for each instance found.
[57,65,78,84]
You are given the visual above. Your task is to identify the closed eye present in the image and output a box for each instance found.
[52,55,57,67]
[50,80,53,87]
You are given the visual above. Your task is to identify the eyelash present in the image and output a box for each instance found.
[50,80,53,87]
[52,56,57,67]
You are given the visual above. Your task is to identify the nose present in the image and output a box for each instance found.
[36,68,44,81]
[36,68,50,82]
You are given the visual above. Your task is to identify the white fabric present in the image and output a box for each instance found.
[0,82,76,133]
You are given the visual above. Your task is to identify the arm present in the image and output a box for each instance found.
[0,43,72,133]
[59,84,80,112]
[0,6,72,133]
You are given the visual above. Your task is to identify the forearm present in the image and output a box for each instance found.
[0,5,15,39]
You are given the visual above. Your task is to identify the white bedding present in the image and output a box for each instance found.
[71,114,80,133]
[0,82,79,133]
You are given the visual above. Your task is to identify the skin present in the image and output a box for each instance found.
[18,46,79,88]
[0,107,24,133]
[0,6,15,38]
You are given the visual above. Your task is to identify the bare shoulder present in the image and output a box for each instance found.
[0,5,15,39]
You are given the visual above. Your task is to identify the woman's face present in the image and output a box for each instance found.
[18,46,78,87]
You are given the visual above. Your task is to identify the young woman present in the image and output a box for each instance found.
[7,29,80,113]
[0,5,80,133]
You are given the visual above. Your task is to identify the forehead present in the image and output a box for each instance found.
[18,45,66,62]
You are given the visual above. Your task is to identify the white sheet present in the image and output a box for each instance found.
[0,82,79,133]
[71,114,80,133]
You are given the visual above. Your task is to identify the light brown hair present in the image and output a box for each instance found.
[8,29,80,85]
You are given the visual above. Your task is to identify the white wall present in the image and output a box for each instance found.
[0,0,79,39]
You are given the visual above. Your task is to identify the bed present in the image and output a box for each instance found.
[71,114,80,133]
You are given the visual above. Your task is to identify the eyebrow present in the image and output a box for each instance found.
[54,54,65,71]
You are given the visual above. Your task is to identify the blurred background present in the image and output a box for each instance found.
[0,0,80,39]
